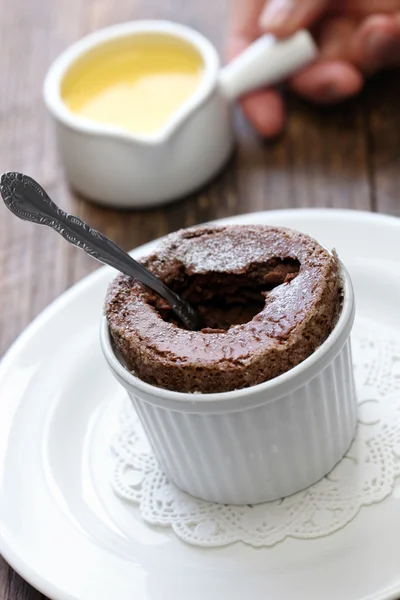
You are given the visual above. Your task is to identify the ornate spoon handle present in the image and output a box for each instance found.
[0,172,203,331]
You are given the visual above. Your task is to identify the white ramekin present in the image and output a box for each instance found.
[100,263,356,505]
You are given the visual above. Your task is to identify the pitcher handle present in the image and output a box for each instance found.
[219,30,318,101]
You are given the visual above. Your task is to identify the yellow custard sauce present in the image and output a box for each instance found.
[61,35,204,135]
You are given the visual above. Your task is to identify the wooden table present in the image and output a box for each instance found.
[1,0,400,597]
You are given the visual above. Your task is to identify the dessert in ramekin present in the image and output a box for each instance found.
[101,225,356,505]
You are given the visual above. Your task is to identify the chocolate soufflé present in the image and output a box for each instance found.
[105,225,342,393]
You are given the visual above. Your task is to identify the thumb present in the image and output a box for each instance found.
[259,0,331,38]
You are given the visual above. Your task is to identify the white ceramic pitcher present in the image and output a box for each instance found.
[44,21,317,208]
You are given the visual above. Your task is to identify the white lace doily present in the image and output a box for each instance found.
[111,317,400,548]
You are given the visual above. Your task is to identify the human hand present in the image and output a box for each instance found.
[228,0,400,137]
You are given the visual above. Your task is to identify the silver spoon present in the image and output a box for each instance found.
[0,172,204,331]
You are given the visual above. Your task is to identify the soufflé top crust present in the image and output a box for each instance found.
[105,225,342,393]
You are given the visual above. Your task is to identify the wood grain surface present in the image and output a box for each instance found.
[1,0,400,597]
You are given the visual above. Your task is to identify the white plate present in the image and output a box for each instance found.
[2,209,400,600]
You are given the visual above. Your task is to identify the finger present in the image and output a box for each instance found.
[227,33,250,62]
[334,0,400,16]
[259,0,331,38]
[227,0,266,63]
[227,0,286,137]
[290,60,364,103]
[229,0,266,44]
[315,15,358,60]
[240,89,286,137]
[350,13,400,73]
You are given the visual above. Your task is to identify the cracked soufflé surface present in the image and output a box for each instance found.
[105,225,342,393]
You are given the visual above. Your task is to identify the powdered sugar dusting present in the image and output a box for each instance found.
[154,226,326,273]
